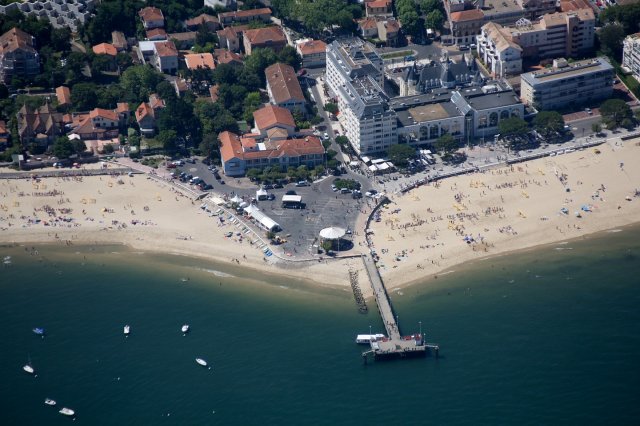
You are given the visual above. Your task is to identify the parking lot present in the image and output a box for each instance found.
[171,159,372,257]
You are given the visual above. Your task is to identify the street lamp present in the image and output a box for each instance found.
[419,321,422,336]
[369,325,372,335]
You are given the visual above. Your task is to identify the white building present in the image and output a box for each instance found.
[0,0,96,32]
[477,22,523,78]
[205,0,237,9]
[520,57,615,110]
[623,32,640,81]
[325,38,396,155]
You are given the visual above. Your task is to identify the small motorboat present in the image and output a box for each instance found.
[59,407,75,416]
[23,364,34,374]
[195,358,208,367]
[124,325,130,336]
[44,398,57,406]
[181,324,190,334]
[33,327,45,336]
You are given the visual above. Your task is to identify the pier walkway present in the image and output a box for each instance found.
[361,254,435,359]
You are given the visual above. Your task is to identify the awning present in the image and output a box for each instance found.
[319,226,346,240]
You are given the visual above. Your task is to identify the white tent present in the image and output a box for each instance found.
[319,226,346,240]
[368,164,378,172]
[230,195,243,204]
[244,205,281,232]
[256,188,268,200]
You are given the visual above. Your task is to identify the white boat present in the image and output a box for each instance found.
[195,358,208,367]
[124,325,130,335]
[59,407,75,416]
[355,334,386,344]
[44,398,57,406]
[181,324,190,334]
[23,364,34,374]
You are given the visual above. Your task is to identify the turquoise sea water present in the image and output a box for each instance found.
[1,227,640,425]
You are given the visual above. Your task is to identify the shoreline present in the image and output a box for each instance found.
[2,137,640,292]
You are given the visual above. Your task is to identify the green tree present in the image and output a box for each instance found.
[199,132,219,159]
[600,98,631,129]
[52,136,74,159]
[71,82,100,110]
[533,111,564,137]
[498,117,528,138]
[598,24,625,59]
[434,133,458,154]
[424,10,444,31]
[419,0,441,14]
[157,129,178,152]
[277,45,302,70]
[243,91,263,123]
[591,122,602,134]
[119,65,165,104]
[324,102,338,114]
[387,143,415,167]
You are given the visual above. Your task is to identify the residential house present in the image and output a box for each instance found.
[56,86,71,107]
[146,28,167,41]
[185,14,220,31]
[357,18,379,39]
[242,26,287,55]
[71,105,129,140]
[139,7,164,30]
[218,8,272,26]
[92,43,118,56]
[296,39,327,68]
[366,0,392,17]
[135,94,165,136]
[111,31,128,52]
[219,130,324,177]
[216,25,248,52]
[184,53,216,70]
[214,48,243,66]
[17,103,64,147]
[0,27,40,85]
[377,19,400,47]
[172,78,189,97]
[168,32,197,49]
[252,104,296,137]
[153,41,178,74]
[265,63,306,116]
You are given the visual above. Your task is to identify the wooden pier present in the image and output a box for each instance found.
[361,254,439,361]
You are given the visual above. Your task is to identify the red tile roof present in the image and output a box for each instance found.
[450,9,484,22]
[367,0,391,9]
[297,39,327,55]
[243,26,286,46]
[219,131,243,162]
[92,42,118,56]
[154,41,177,57]
[218,8,271,20]
[219,131,324,163]
[0,27,36,54]
[90,108,118,121]
[184,53,215,70]
[265,63,305,105]
[56,86,71,106]
[214,48,243,65]
[135,102,153,122]
[139,7,164,22]
[358,18,378,30]
[253,104,295,131]
[185,14,219,28]
[116,102,129,113]
[146,28,167,39]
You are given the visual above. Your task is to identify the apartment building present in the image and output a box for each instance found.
[0,0,96,32]
[509,9,595,59]
[325,38,396,155]
[520,57,614,110]
[476,22,523,78]
[622,33,640,80]
[0,27,40,85]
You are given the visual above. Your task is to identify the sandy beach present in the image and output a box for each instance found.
[0,168,363,291]
[367,138,640,288]
[1,137,639,293]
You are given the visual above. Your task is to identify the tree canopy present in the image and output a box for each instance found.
[533,111,564,137]
[600,99,632,129]
[434,134,458,155]
[498,117,528,137]
[388,143,416,166]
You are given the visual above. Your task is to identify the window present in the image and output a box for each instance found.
[489,112,498,127]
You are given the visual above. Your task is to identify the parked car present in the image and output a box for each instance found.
[295,181,309,187]
[285,190,297,196]
[273,183,283,189]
